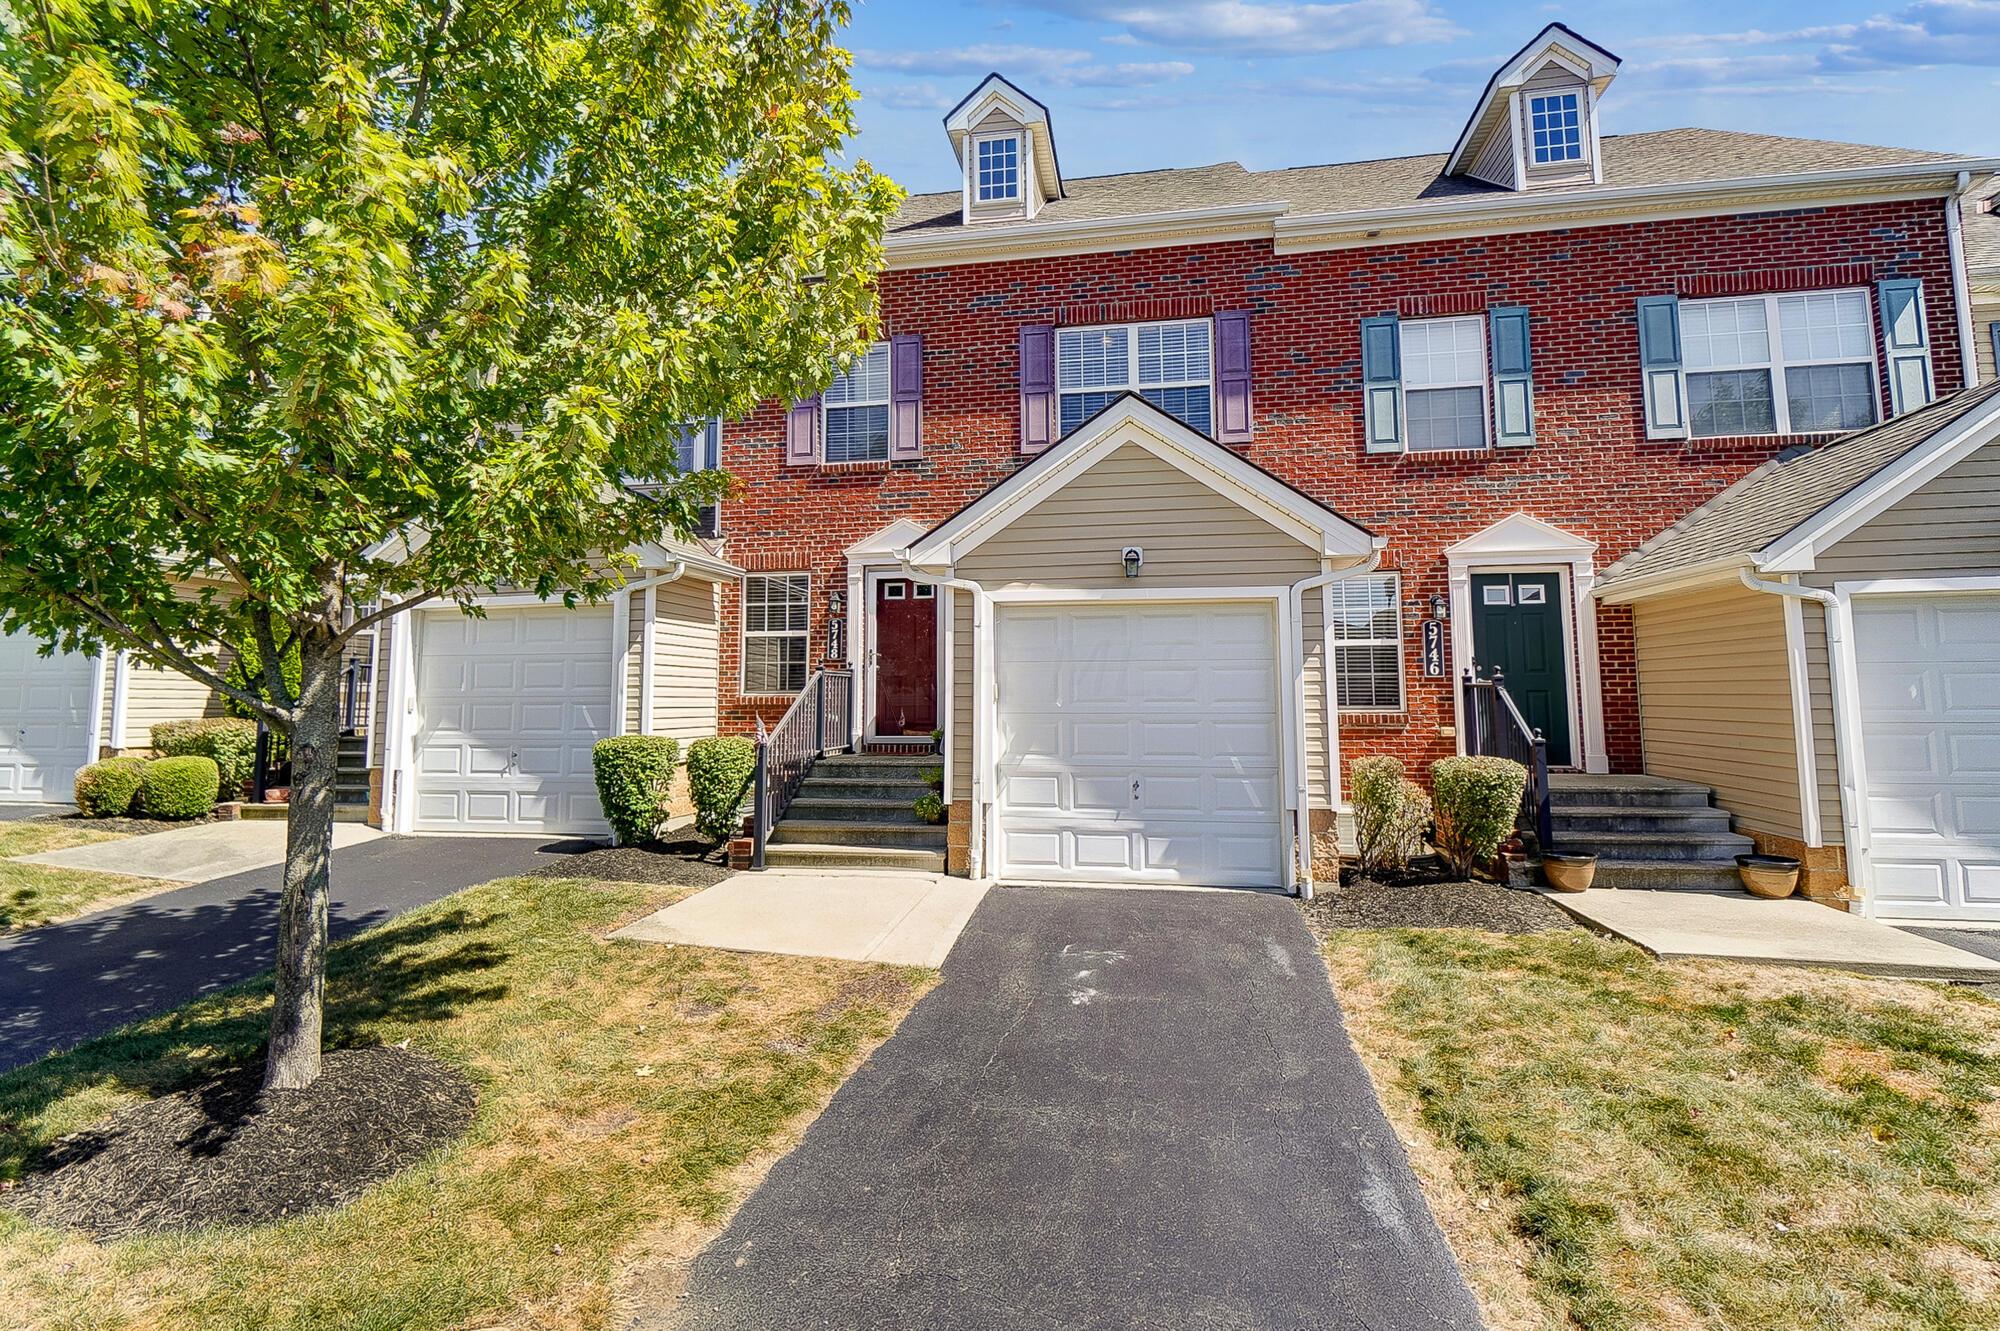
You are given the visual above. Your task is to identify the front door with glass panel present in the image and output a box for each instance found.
[872,579,937,737]
[1470,572,1572,767]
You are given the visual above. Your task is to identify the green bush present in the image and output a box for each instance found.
[142,755,221,819]
[686,736,756,843]
[152,717,259,795]
[591,735,681,845]
[913,792,944,825]
[73,757,148,818]
[1430,755,1528,878]
[1350,755,1431,873]
[919,765,943,791]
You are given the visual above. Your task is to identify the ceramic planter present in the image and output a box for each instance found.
[1736,853,1802,899]
[1541,851,1598,893]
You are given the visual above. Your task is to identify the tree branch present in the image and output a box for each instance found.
[58,592,290,726]
[333,588,441,647]
[408,0,460,136]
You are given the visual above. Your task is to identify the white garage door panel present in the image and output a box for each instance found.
[995,602,1283,888]
[414,608,613,835]
[0,630,96,804]
[1855,592,2000,921]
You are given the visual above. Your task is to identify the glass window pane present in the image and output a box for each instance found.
[1138,321,1210,384]
[825,343,889,407]
[824,403,889,462]
[1336,645,1402,710]
[1058,389,1122,435]
[1058,328,1129,391]
[1688,369,1777,437]
[1682,298,1769,370]
[1331,578,1397,640]
[1406,386,1486,451]
[1778,290,1872,362]
[1139,384,1212,435]
[1784,363,1877,432]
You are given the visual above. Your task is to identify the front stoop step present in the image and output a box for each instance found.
[1587,860,1743,892]
[786,796,928,824]
[768,819,946,850]
[1548,776,1716,809]
[761,843,948,872]
[1551,805,1735,835]
[1547,774,1754,892]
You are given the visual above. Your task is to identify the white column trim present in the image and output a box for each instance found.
[1946,189,1980,388]
[1781,594,1824,847]
[383,608,418,833]
[1321,582,1342,811]
[610,587,633,737]
[108,650,133,751]
[941,588,955,803]
[85,651,110,769]
[638,584,658,735]
[1823,587,1874,914]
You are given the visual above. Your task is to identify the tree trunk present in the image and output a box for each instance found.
[263,636,344,1091]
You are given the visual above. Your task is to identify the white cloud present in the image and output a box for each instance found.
[1631,1,2000,71]
[1020,0,1463,55]
[872,81,959,111]
[854,43,1194,88]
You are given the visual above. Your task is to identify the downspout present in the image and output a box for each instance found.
[1288,545,1386,901]
[901,560,990,881]
[1946,173,1982,389]
[1738,566,1835,610]
[1737,567,1840,852]
[617,562,686,736]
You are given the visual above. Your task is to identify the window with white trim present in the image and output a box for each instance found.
[823,343,890,462]
[742,574,809,694]
[1402,316,1488,452]
[1682,289,1879,438]
[625,419,722,536]
[1057,319,1212,437]
[1331,574,1404,711]
[1527,91,1583,164]
[975,135,1020,202]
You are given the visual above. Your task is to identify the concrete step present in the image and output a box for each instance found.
[239,802,372,824]
[786,796,928,824]
[1556,829,1755,861]
[798,775,936,801]
[1551,804,1735,835]
[767,819,947,850]
[761,843,947,872]
[1548,776,1715,809]
[812,755,939,782]
[1582,859,1745,892]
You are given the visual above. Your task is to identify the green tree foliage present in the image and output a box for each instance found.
[0,0,897,1087]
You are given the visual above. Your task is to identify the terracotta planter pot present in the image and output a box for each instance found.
[1541,851,1598,893]
[1736,853,1801,899]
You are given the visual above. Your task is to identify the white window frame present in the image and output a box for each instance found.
[974,133,1022,203]
[1056,318,1214,438]
[1401,315,1490,453]
[1527,91,1583,165]
[741,573,811,696]
[822,342,891,463]
[1330,573,1405,713]
[1683,288,1883,440]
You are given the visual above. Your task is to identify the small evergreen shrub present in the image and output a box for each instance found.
[591,735,681,845]
[142,755,221,819]
[913,792,944,825]
[1430,755,1528,878]
[1350,755,1431,872]
[73,757,148,818]
[152,717,259,795]
[687,736,757,843]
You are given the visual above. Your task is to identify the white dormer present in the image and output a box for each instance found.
[1444,24,1619,192]
[944,74,1064,224]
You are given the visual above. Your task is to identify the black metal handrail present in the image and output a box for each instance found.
[340,655,373,735]
[1461,667,1554,853]
[750,668,854,869]
[252,722,293,803]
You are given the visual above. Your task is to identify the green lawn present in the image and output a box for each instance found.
[1323,926,2000,1331]
[0,821,156,934]
[0,875,933,1331]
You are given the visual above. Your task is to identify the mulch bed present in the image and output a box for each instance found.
[4,1046,476,1239]
[1305,860,1573,935]
[44,811,225,836]
[527,838,734,890]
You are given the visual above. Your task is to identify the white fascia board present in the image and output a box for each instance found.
[884,202,1290,271]
[1593,555,1751,604]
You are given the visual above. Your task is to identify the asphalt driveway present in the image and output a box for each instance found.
[0,833,593,1071]
[666,884,1484,1331]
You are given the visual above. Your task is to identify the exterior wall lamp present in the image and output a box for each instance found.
[1121,546,1144,579]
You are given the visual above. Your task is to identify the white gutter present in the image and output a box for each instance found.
[1288,547,1386,901]
[885,201,1293,270]
[1946,171,1983,389]
[1737,569,1839,849]
[615,562,686,737]
[900,560,991,881]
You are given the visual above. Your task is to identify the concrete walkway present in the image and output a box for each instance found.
[614,869,987,967]
[1550,888,2000,982]
[14,818,381,882]
[662,885,1484,1331]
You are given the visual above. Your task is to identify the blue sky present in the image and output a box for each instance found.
[836,1,2000,195]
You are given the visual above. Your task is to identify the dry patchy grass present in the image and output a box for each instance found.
[0,821,160,934]
[1324,927,2000,1331]
[0,875,933,1330]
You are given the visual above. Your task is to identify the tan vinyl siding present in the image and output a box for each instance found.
[949,588,973,797]
[119,661,226,748]
[1301,593,1329,805]
[1795,600,1845,845]
[1633,581,1806,840]
[1467,117,1516,190]
[624,594,645,735]
[649,577,721,745]
[372,616,395,744]
[1804,439,2000,579]
[1974,299,1999,385]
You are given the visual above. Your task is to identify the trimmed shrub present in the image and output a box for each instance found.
[73,757,148,818]
[913,792,944,825]
[1350,755,1431,873]
[142,755,221,819]
[1430,756,1528,878]
[152,717,259,795]
[591,735,681,846]
[686,736,756,843]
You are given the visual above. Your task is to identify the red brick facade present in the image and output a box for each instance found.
[714,197,1966,782]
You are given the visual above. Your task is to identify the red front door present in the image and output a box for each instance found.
[872,579,938,736]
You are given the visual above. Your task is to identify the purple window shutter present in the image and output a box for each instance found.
[785,395,820,466]
[889,334,924,460]
[1215,310,1253,444]
[1019,324,1055,453]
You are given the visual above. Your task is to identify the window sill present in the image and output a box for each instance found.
[1337,710,1410,728]
[817,458,893,471]
[1385,446,1492,461]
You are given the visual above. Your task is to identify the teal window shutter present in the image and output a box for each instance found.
[1878,279,1935,416]
[1361,315,1403,453]
[1635,295,1687,440]
[1489,305,1534,447]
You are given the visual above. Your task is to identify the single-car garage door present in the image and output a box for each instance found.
[413,607,614,835]
[995,602,1284,887]
[0,629,96,805]
[1853,592,2000,921]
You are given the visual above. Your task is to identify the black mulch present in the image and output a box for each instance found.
[4,1046,476,1239]
[1305,862,1573,935]
[526,838,734,889]
[44,811,225,836]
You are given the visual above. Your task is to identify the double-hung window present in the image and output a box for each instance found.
[1057,319,1212,437]
[1402,316,1488,452]
[1528,92,1583,164]
[1682,290,1878,438]
[674,418,720,474]
[1331,575,1404,711]
[823,342,891,462]
[742,574,809,695]
[976,135,1020,202]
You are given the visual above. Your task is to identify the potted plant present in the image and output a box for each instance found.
[1541,850,1598,893]
[1736,853,1802,899]
[913,792,944,825]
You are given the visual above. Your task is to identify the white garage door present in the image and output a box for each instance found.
[413,607,614,835]
[995,602,1284,887]
[0,629,97,804]
[1853,592,2000,921]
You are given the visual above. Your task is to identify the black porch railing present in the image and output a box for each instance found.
[1461,667,1553,854]
[251,723,293,803]
[340,656,372,734]
[750,668,854,869]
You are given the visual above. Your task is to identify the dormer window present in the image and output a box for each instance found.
[1443,24,1618,191]
[976,135,1021,202]
[1527,91,1582,165]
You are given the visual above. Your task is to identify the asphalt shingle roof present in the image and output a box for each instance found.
[1964,184,2000,275]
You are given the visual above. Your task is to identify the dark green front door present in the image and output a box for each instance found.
[1470,572,1573,767]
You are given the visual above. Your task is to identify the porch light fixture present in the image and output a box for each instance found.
[1429,593,1449,620]
[1121,546,1144,579]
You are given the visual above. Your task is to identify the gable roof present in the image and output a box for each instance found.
[1444,23,1621,177]
[1598,381,2000,597]
[1966,183,2000,278]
